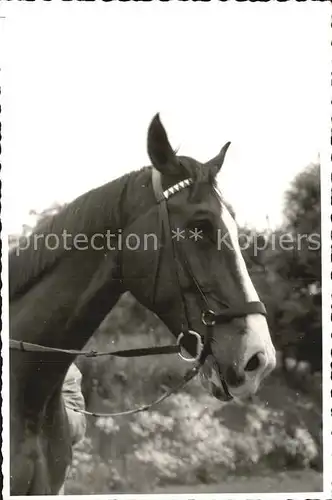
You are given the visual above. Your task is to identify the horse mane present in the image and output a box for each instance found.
[9,158,221,302]
[9,170,137,301]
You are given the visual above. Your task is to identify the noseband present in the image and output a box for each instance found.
[150,168,267,363]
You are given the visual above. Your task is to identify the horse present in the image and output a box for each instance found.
[9,114,276,495]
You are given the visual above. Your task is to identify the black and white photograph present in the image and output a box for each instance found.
[1,1,330,498]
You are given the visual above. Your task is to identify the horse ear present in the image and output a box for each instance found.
[147,114,179,176]
[205,141,231,177]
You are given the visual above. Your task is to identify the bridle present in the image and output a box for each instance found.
[9,168,267,417]
[150,167,267,364]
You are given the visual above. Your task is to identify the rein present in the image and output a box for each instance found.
[9,339,181,358]
[10,168,267,418]
[65,364,200,418]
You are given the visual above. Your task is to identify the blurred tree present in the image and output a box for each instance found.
[29,202,65,227]
[241,162,321,372]
[8,202,64,250]
[278,162,321,371]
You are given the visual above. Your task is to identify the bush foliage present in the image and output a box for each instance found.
[65,377,321,494]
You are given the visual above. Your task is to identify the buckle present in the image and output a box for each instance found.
[201,309,216,326]
[177,330,203,363]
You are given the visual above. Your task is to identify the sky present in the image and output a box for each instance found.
[1,2,329,234]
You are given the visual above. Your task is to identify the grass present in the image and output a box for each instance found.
[154,470,323,494]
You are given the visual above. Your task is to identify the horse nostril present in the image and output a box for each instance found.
[225,366,245,388]
[245,353,261,372]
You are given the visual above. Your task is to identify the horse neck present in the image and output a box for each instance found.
[10,186,135,416]
[10,246,122,416]
[10,167,154,415]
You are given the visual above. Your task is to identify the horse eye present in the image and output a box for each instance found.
[188,220,215,241]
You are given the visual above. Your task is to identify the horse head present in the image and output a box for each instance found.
[121,114,276,402]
